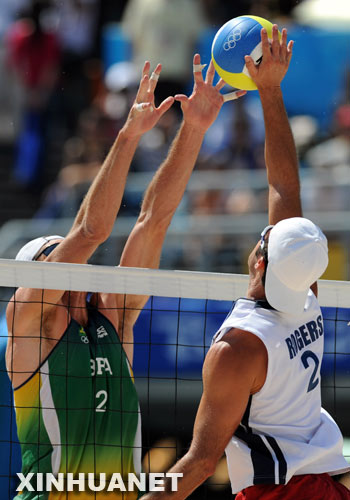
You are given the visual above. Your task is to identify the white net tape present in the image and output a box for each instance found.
[0,258,349,307]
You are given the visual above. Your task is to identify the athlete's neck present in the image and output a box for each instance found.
[61,291,91,326]
[246,276,266,302]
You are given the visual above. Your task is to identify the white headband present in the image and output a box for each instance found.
[15,235,64,261]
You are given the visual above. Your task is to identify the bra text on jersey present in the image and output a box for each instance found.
[90,357,113,376]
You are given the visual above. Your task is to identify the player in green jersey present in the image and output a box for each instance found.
[6,55,245,499]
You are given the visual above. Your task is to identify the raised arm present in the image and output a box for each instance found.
[245,26,301,225]
[7,63,174,328]
[56,62,174,266]
[118,54,246,328]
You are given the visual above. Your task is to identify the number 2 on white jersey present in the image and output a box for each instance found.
[301,350,320,392]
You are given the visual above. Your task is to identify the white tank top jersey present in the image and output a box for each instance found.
[212,290,350,494]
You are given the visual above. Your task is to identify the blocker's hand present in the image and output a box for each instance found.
[175,54,246,133]
[123,61,174,139]
[245,25,293,89]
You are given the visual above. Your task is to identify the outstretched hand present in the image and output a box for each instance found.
[245,25,293,90]
[123,61,174,138]
[175,54,246,133]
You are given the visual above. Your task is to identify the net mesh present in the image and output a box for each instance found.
[0,259,349,499]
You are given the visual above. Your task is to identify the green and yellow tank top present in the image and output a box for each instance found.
[14,305,141,499]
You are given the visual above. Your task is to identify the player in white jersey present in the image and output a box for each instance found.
[142,24,350,500]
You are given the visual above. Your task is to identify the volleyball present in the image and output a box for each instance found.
[211,15,279,91]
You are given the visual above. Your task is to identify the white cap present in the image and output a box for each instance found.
[15,235,64,261]
[265,218,328,314]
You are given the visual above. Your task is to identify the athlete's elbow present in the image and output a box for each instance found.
[76,222,110,246]
[136,208,172,236]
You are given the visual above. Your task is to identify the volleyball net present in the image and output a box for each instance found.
[0,259,349,499]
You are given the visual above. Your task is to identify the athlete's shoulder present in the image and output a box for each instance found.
[209,328,267,372]
[206,328,268,393]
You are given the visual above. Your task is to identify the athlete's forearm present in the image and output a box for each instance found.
[72,128,140,241]
[259,86,302,223]
[142,451,213,500]
[139,121,205,227]
[260,87,299,185]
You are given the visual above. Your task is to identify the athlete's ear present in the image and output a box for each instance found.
[254,255,265,271]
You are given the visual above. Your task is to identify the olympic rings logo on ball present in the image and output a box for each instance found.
[223,29,242,51]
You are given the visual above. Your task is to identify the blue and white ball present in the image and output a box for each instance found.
[211,15,279,91]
